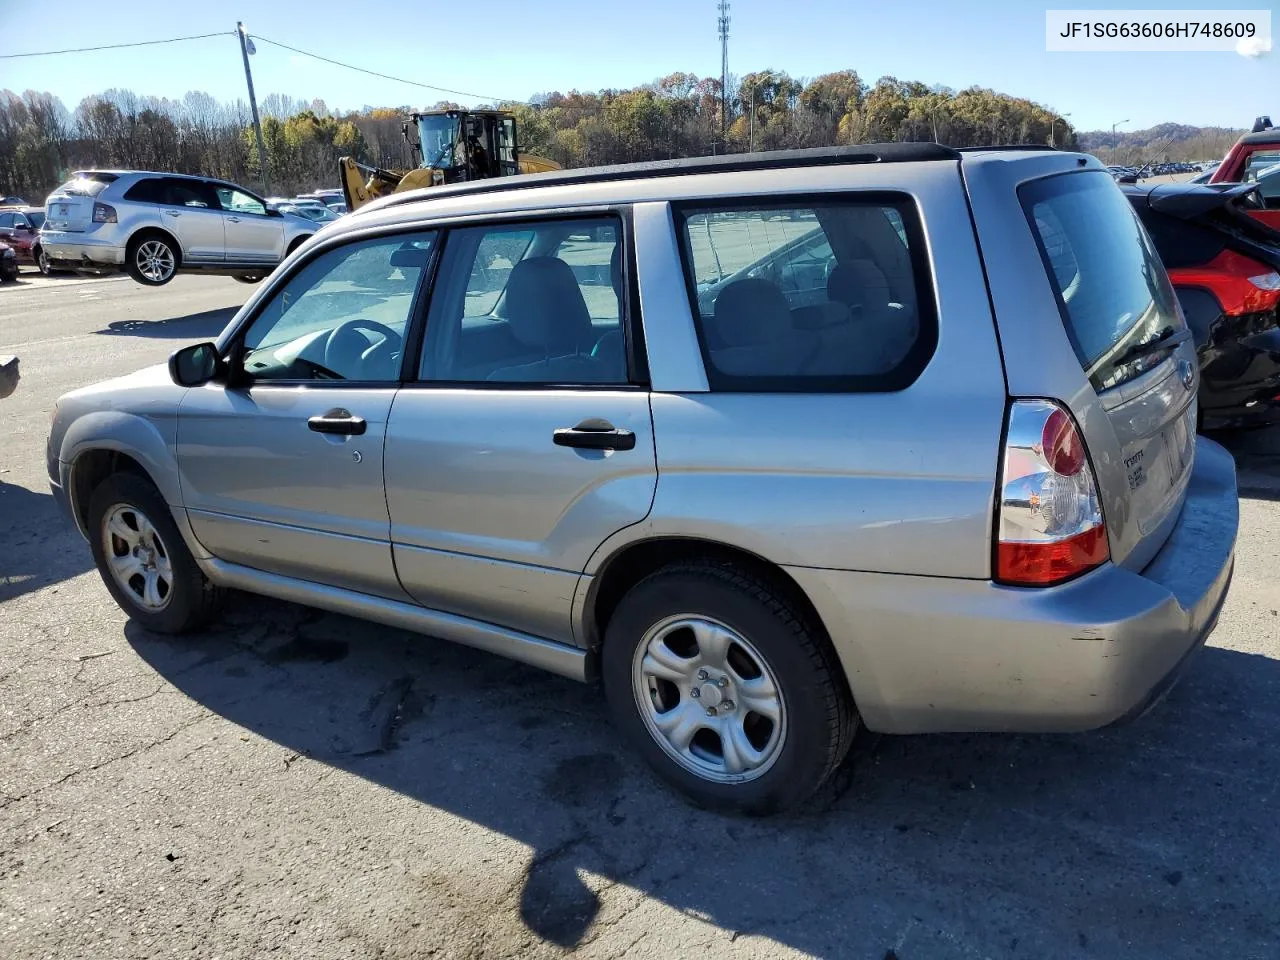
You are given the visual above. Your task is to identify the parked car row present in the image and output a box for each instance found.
[49,144,1241,813]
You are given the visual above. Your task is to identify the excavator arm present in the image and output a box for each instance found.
[339,157,406,212]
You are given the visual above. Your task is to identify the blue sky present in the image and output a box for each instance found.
[0,0,1275,131]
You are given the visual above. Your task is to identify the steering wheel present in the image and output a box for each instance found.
[323,318,403,379]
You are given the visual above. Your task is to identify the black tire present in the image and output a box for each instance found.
[233,273,264,284]
[125,231,180,286]
[602,561,856,815]
[287,235,312,256]
[86,472,221,634]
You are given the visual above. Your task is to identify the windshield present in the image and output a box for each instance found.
[417,114,461,169]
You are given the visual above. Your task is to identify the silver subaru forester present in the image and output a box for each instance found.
[39,170,317,286]
[48,145,1238,813]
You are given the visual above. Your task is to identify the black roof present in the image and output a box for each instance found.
[370,142,963,214]
[1240,129,1280,145]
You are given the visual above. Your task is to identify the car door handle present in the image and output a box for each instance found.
[226,216,241,223]
[164,210,180,217]
[308,410,367,436]
[553,418,636,451]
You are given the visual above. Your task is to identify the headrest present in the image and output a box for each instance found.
[504,257,593,353]
[711,278,793,347]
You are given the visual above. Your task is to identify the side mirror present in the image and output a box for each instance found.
[169,342,225,387]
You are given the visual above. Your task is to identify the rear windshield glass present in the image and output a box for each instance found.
[52,173,117,198]
[675,196,937,392]
[1020,171,1184,391]
[26,210,45,228]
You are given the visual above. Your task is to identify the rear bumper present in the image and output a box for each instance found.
[788,437,1239,735]
[40,232,125,268]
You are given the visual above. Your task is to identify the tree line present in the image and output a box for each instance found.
[0,70,1083,201]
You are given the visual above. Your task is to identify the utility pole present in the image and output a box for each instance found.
[237,22,271,195]
[1050,112,1071,148]
[1111,118,1128,163]
[717,0,730,150]
[748,89,755,152]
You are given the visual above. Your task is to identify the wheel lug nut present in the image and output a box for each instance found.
[706,708,717,717]
[718,677,728,688]
[721,700,735,711]
[691,688,701,699]
[696,669,709,681]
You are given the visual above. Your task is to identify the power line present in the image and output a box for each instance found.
[0,31,231,59]
[250,35,523,105]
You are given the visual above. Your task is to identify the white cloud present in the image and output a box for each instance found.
[1237,36,1273,58]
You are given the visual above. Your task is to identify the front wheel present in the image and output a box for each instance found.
[35,245,54,276]
[126,234,178,286]
[87,472,221,633]
[232,273,264,284]
[602,562,856,814]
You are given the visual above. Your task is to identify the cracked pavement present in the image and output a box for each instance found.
[3,271,1280,959]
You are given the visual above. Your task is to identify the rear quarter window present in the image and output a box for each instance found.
[1020,171,1184,391]
[674,195,937,392]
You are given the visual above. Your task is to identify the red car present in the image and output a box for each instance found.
[1209,116,1280,231]
[0,206,49,273]
[1124,179,1280,428]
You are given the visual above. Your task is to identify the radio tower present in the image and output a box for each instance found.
[717,0,730,148]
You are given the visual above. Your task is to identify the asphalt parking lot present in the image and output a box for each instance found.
[3,268,1280,960]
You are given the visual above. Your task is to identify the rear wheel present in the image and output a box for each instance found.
[87,472,221,633]
[34,245,54,276]
[602,561,856,814]
[233,273,264,284]
[126,233,179,286]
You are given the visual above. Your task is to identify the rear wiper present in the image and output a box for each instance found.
[1112,326,1192,368]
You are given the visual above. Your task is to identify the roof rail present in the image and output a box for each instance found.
[956,144,1060,153]
[366,142,962,214]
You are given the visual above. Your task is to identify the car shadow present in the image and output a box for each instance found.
[97,307,238,340]
[126,595,1280,958]
[1208,423,1280,501]
[0,482,93,602]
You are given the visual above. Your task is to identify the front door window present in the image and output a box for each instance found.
[240,232,437,382]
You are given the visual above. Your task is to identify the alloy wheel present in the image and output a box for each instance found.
[101,504,174,611]
[632,615,787,783]
[136,240,175,283]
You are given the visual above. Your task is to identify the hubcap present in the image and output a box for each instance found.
[38,249,49,273]
[101,504,173,612]
[136,240,174,282]
[632,615,786,783]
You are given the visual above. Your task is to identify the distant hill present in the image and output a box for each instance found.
[1077,123,1244,162]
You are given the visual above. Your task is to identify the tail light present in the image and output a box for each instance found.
[1167,250,1280,315]
[995,400,1109,586]
[92,203,116,223]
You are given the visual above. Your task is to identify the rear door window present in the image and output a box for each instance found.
[675,197,936,391]
[1020,171,1184,391]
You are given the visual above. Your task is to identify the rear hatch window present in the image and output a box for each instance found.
[1021,170,1197,565]
[50,173,116,199]
[45,173,118,233]
[1021,171,1185,392]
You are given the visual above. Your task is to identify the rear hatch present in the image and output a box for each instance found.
[1019,170,1197,571]
[44,173,117,233]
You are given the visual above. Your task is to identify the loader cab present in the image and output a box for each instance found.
[409,110,519,184]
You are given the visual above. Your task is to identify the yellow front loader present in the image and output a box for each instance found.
[340,108,560,211]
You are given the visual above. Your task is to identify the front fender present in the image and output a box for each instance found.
[54,410,210,559]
